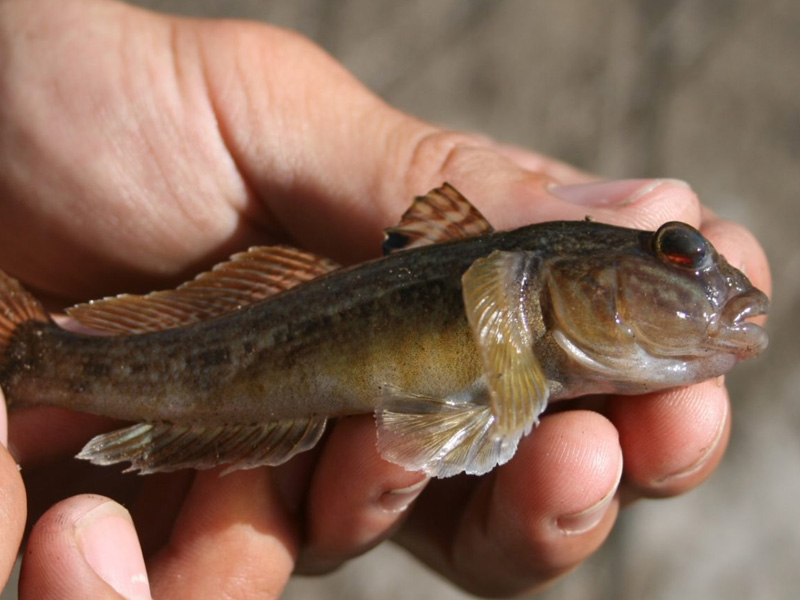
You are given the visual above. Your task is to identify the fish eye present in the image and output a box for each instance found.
[653,222,712,270]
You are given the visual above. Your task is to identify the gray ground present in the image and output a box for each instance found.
[4,1,798,599]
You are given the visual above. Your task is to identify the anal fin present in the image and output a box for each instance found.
[76,417,327,474]
[376,384,519,478]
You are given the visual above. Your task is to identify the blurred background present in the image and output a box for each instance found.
[4,1,798,598]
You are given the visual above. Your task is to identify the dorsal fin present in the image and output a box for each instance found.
[67,246,339,335]
[382,183,494,254]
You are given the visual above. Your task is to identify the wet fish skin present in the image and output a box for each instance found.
[0,185,769,477]
[540,225,769,398]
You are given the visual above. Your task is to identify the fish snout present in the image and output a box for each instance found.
[713,288,770,359]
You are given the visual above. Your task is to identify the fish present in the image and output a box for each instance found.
[0,184,769,477]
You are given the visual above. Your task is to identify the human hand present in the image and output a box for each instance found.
[0,393,25,598]
[0,0,771,598]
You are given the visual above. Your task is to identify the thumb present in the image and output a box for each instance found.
[193,21,703,260]
[20,495,152,600]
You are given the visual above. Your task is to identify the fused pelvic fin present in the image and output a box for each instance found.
[376,384,519,478]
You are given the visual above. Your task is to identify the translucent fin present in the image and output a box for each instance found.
[461,251,549,443]
[0,270,49,353]
[376,385,519,478]
[67,246,339,335]
[76,417,327,474]
[382,183,493,254]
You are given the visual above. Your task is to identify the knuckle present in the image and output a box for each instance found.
[402,129,497,192]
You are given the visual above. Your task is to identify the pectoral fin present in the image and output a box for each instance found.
[77,417,327,474]
[376,251,548,478]
[461,251,549,444]
[376,384,518,477]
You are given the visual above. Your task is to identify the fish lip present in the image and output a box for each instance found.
[712,289,770,358]
[720,288,770,325]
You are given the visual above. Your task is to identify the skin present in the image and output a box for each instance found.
[0,0,771,598]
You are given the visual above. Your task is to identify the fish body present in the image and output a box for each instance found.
[0,185,769,477]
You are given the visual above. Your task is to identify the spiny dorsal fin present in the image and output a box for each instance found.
[76,416,328,474]
[382,183,494,254]
[376,385,520,478]
[67,246,340,335]
[461,250,549,442]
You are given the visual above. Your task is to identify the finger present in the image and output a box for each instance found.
[384,132,702,236]
[397,411,622,597]
[607,378,730,500]
[19,495,151,600]
[490,143,598,185]
[129,471,195,557]
[147,468,296,600]
[0,389,26,592]
[297,415,428,574]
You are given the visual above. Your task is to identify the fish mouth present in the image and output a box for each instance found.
[712,289,770,358]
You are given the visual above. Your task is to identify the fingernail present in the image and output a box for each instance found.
[556,455,622,536]
[379,477,429,514]
[556,496,613,536]
[654,402,727,486]
[549,178,689,207]
[75,501,152,600]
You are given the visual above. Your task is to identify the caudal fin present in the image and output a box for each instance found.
[0,270,49,368]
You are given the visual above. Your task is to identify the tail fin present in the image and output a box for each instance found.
[0,270,49,371]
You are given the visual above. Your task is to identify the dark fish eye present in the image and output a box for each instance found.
[653,222,712,270]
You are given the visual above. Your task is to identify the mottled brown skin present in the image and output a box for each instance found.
[1,222,652,427]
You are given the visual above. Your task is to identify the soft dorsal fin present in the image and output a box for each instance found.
[67,246,340,335]
[382,183,494,254]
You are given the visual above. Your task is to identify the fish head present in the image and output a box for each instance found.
[544,221,769,392]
